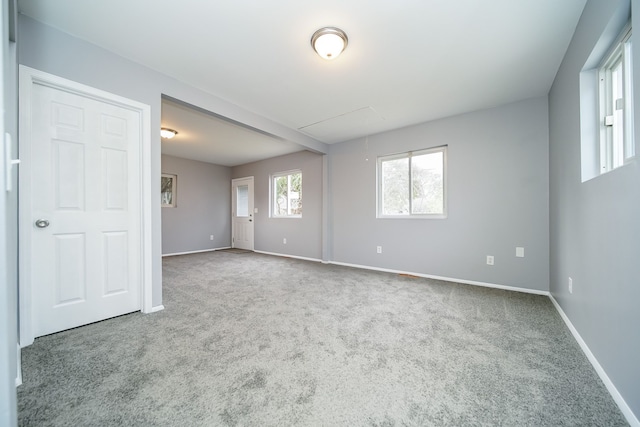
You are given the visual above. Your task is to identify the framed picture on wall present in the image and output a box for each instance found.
[161,174,177,207]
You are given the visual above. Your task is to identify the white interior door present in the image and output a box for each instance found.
[25,78,142,339]
[232,177,254,250]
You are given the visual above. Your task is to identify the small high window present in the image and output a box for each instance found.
[599,24,634,173]
[377,146,447,218]
[272,170,302,217]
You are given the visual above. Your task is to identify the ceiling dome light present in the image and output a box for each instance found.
[311,27,348,60]
[160,128,178,139]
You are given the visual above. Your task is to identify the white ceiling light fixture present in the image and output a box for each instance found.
[160,128,178,139]
[311,27,348,60]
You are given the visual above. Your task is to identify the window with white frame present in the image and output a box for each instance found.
[377,146,446,218]
[272,170,302,217]
[599,24,634,173]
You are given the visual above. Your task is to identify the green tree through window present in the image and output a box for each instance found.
[378,147,446,218]
[273,171,302,217]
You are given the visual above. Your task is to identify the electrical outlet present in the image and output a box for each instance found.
[568,277,573,294]
[210,235,214,241]
[516,247,524,257]
[376,246,382,254]
[486,255,494,265]
[283,238,287,244]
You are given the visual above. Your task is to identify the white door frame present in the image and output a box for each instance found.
[1,3,18,422]
[18,66,153,347]
[231,176,254,250]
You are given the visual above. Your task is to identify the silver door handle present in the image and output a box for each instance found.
[35,219,50,228]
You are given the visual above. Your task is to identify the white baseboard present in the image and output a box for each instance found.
[253,250,322,263]
[162,247,231,257]
[149,305,165,313]
[549,295,639,427]
[328,261,550,296]
[252,253,547,296]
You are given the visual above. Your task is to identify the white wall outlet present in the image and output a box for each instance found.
[283,238,287,244]
[516,247,524,257]
[376,246,382,254]
[254,208,258,214]
[210,235,214,241]
[568,277,573,294]
[486,255,494,265]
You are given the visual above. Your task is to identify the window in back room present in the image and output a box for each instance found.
[271,170,302,218]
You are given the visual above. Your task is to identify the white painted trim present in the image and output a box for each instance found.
[254,250,322,263]
[140,90,153,315]
[140,90,157,313]
[250,252,548,295]
[329,261,550,296]
[18,66,34,346]
[15,344,21,387]
[549,295,640,427]
[162,247,231,257]
[18,65,154,343]
[150,305,165,313]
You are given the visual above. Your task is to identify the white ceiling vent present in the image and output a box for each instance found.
[298,107,385,144]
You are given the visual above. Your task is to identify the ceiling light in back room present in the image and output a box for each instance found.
[311,27,348,60]
[160,128,178,139]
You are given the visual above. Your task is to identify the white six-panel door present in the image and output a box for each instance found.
[26,77,143,339]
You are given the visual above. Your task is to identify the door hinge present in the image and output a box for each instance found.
[615,98,624,111]
[605,115,614,126]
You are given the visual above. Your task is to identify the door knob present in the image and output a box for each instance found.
[35,219,50,228]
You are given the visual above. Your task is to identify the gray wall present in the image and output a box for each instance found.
[329,97,550,291]
[18,15,326,308]
[161,155,231,255]
[232,151,324,260]
[549,0,640,419]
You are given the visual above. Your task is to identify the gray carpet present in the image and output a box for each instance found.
[18,252,628,426]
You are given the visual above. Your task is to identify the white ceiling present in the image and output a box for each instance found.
[161,98,303,166]
[18,0,587,163]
